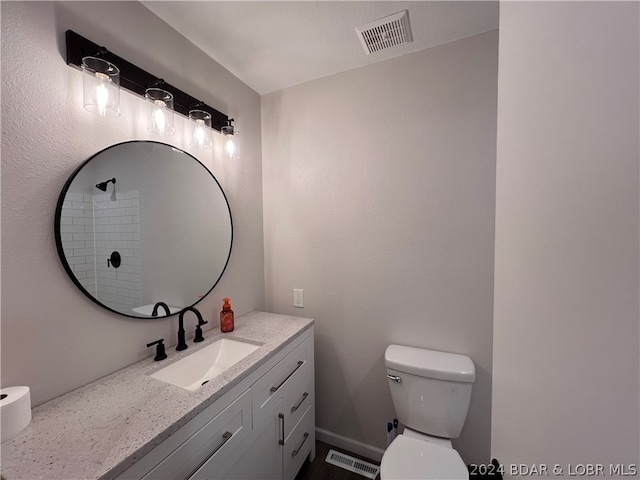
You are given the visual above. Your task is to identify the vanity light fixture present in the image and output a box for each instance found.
[81,56,120,117]
[65,30,229,133]
[221,118,239,159]
[189,108,213,149]
[146,85,175,136]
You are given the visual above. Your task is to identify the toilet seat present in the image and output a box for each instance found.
[380,435,469,480]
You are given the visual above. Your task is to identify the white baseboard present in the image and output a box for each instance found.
[316,427,385,463]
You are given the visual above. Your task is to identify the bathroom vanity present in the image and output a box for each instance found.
[0,312,314,480]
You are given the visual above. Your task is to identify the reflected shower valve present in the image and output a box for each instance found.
[107,251,121,269]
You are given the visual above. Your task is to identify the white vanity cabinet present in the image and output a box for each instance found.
[115,327,314,480]
[223,331,315,480]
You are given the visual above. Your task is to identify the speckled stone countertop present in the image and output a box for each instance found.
[0,311,313,480]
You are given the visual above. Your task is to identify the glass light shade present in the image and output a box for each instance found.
[82,56,120,117]
[221,124,239,159]
[189,110,212,149]
[145,88,175,136]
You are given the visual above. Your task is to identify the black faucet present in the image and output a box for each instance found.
[152,302,171,317]
[177,307,208,351]
[146,338,168,361]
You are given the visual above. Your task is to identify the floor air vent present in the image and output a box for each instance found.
[355,10,413,55]
[325,449,380,479]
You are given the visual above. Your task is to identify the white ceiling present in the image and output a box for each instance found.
[142,1,499,95]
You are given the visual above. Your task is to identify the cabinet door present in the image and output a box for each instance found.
[144,389,251,480]
[221,398,284,480]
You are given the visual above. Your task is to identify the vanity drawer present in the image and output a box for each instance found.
[283,406,314,480]
[281,366,314,441]
[143,389,251,480]
[252,335,312,431]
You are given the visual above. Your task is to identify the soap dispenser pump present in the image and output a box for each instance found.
[220,298,234,333]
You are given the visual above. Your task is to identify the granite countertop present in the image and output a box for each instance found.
[0,311,314,480]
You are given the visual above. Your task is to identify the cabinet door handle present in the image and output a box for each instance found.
[270,360,304,393]
[291,392,309,413]
[187,431,233,479]
[291,432,309,457]
[278,413,285,446]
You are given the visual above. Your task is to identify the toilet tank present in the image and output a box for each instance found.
[385,344,476,439]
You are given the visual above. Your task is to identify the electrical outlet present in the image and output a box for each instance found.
[293,289,304,308]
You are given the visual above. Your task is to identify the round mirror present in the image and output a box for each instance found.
[55,141,233,318]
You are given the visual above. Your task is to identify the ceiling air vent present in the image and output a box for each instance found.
[355,10,413,55]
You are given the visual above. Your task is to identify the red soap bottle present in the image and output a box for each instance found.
[220,298,234,333]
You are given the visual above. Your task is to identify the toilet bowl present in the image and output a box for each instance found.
[380,430,469,480]
[380,344,475,480]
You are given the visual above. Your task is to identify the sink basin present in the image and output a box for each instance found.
[132,304,181,316]
[150,338,260,391]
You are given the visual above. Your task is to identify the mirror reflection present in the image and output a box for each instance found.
[55,141,232,318]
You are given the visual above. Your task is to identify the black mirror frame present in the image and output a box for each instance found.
[54,141,233,318]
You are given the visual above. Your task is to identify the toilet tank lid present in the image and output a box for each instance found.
[385,345,476,383]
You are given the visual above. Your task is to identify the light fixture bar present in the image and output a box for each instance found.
[65,30,228,132]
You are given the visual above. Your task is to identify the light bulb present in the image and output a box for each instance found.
[224,135,237,158]
[93,72,111,117]
[193,119,207,148]
[145,88,174,135]
[82,56,120,117]
[189,109,212,149]
[221,119,238,158]
[151,99,167,134]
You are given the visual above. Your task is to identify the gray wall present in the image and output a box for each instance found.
[493,1,640,475]
[1,1,265,406]
[262,30,498,464]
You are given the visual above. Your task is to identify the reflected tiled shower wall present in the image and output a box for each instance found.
[60,193,97,295]
[60,191,142,314]
[93,190,142,313]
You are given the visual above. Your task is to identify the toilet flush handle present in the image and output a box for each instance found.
[387,374,402,383]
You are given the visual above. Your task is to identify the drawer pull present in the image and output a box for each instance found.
[291,432,309,457]
[187,431,233,478]
[278,413,285,445]
[291,392,309,413]
[270,360,304,393]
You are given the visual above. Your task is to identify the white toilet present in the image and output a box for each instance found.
[380,344,476,480]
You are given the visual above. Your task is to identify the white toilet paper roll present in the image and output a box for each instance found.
[1,386,32,443]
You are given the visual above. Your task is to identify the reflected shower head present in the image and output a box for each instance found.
[96,178,116,191]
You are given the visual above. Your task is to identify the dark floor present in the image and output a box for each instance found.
[295,440,380,480]
[295,441,503,480]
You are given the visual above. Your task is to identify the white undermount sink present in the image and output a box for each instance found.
[132,304,181,316]
[150,338,261,391]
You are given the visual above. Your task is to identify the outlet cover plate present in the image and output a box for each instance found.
[293,289,304,308]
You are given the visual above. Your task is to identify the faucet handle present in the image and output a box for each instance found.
[146,338,168,361]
